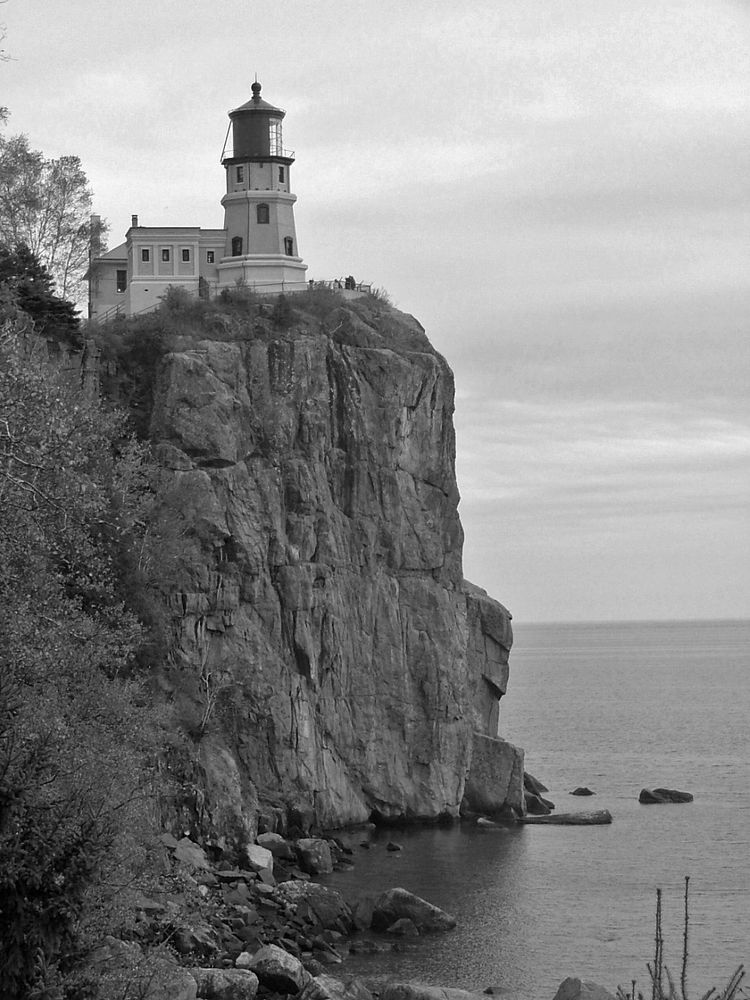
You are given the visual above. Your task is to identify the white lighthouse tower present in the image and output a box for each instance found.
[217,82,307,293]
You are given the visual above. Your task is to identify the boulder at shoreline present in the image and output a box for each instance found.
[524,771,550,796]
[371,887,456,932]
[525,791,555,815]
[553,977,617,1000]
[381,983,490,1000]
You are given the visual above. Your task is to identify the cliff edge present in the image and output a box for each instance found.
[144,294,522,840]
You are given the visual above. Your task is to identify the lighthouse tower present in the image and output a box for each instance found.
[217,82,307,293]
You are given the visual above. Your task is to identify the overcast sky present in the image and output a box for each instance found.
[3,0,748,623]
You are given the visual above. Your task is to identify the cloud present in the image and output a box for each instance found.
[455,395,750,620]
[456,397,750,497]
[4,0,748,620]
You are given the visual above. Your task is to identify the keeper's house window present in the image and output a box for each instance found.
[181,248,191,262]
[231,236,243,256]
[161,248,170,262]
[256,203,269,224]
[116,269,127,292]
[236,165,244,182]
[141,248,150,262]
[206,250,215,264]
[284,237,294,257]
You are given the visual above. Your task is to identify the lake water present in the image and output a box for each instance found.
[322,619,750,1000]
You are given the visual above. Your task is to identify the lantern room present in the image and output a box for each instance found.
[222,81,294,164]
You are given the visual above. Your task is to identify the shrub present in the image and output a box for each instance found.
[270,292,293,329]
[0,324,162,998]
[94,313,174,437]
[368,285,394,306]
[158,283,194,313]
[218,280,261,313]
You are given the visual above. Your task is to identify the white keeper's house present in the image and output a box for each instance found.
[87,82,310,321]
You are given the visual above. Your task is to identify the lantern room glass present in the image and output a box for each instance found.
[268,118,283,156]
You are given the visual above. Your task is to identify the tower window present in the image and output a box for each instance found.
[181,248,191,262]
[141,248,150,262]
[231,236,243,256]
[284,237,294,257]
[206,250,215,264]
[161,248,170,262]
[278,166,285,183]
[116,269,127,292]
[236,165,244,183]
[257,203,270,224]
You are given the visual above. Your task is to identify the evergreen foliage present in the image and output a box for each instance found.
[0,243,81,347]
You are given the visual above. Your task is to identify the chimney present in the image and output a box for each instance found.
[131,214,139,228]
[89,214,101,261]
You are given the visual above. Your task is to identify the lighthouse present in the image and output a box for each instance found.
[217,82,308,293]
[87,82,310,321]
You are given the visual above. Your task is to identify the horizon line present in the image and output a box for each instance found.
[514,615,750,627]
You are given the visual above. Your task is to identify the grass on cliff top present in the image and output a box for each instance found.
[93,283,436,358]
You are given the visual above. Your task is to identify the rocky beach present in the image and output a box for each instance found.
[94,824,620,1000]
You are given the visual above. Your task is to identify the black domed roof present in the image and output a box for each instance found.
[230,81,285,117]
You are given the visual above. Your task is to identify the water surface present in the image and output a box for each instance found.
[323,619,750,999]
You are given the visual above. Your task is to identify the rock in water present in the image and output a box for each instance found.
[552,978,617,1000]
[525,791,555,815]
[476,816,506,829]
[371,887,456,932]
[523,771,550,795]
[639,788,693,804]
[519,810,613,825]
[387,917,420,936]
[570,787,595,796]
[381,984,488,1000]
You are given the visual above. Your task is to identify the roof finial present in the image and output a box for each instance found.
[251,77,262,100]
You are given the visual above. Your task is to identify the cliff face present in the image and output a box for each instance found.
[148,300,522,840]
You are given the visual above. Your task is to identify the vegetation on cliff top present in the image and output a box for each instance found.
[94,285,440,437]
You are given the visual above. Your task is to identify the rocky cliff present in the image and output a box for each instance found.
[146,296,522,842]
